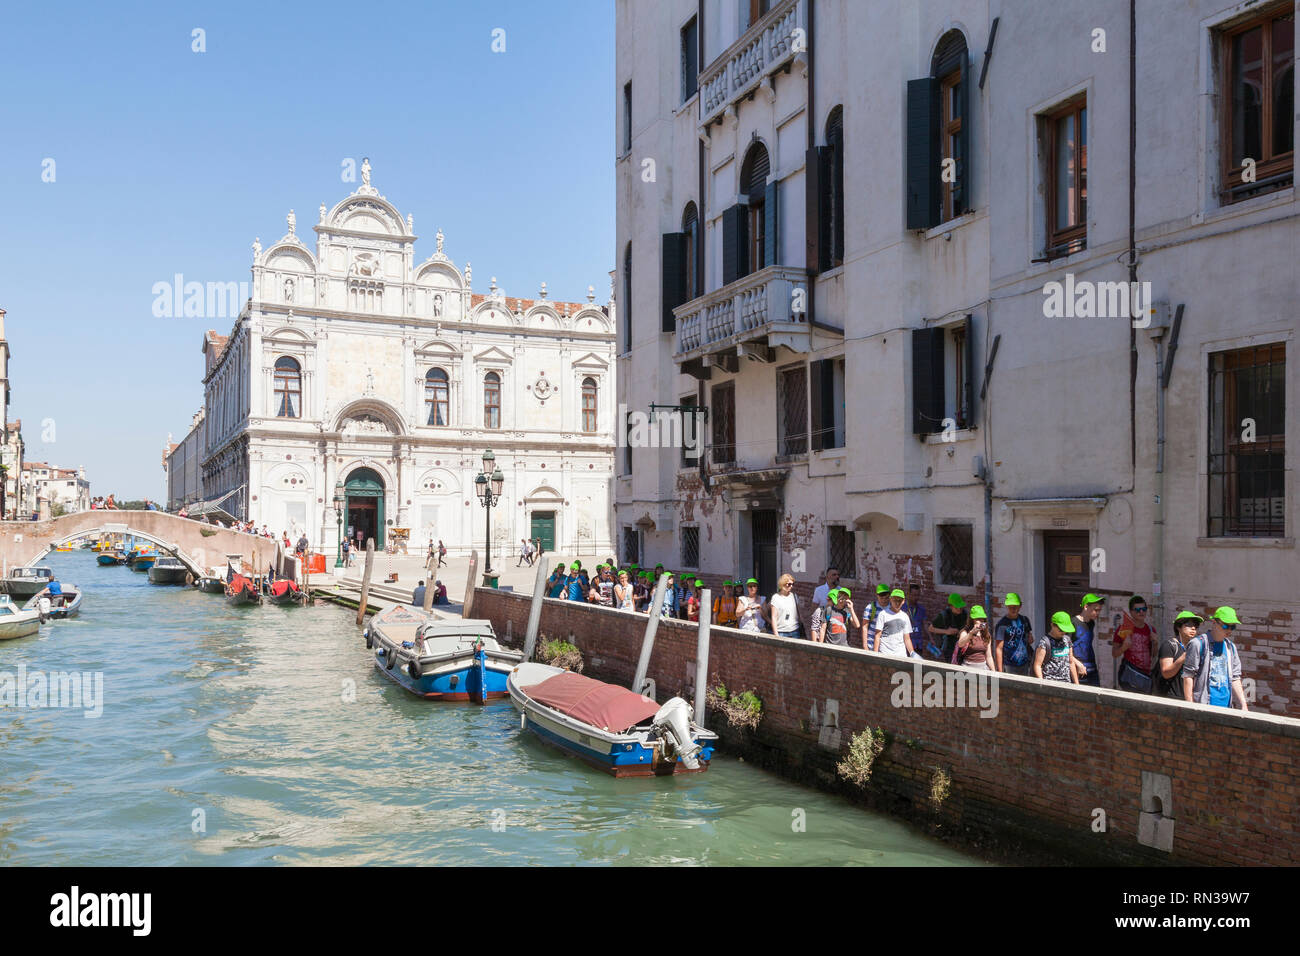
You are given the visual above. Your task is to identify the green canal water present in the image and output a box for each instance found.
[0,551,980,866]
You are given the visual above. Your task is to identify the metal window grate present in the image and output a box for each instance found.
[1209,343,1286,537]
[711,382,736,465]
[827,526,856,578]
[681,527,699,569]
[778,364,808,459]
[937,523,973,586]
[622,526,639,566]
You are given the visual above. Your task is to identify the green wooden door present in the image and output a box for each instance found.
[530,512,556,553]
[345,468,386,549]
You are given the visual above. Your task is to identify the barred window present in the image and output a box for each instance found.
[622,526,640,566]
[711,381,736,465]
[681,526,699,569]
[827,526,856,579]
[777,364,808,459]
[937,523,973,586]
[1209,343,1285,537]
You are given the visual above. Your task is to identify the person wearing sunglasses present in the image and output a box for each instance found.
[1112,595,1157,693]
[1182,607,1248,710]
[1155,611,1200,700]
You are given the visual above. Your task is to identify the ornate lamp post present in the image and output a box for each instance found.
[333,480,345,568]
[474,449,505,579]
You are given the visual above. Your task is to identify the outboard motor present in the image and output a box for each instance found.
[37,596,51,622]
[652,697,702,770]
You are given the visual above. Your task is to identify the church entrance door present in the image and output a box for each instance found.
[345,467,385,550]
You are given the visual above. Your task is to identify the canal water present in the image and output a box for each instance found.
[0,551,979,866]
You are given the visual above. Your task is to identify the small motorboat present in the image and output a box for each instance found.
[54,543,76,553]
[366,605,522,702]
[0,566,57,601]
[508,662,717,777]
[126,548,158,572]
[0,594,44,640]
[196,572,226,594]
[265,578,303,606]
[225,573,262,606]
[24,585,82,619]
[148,555,189,585]
[97,550,126,566]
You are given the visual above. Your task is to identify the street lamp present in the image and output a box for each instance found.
[474,449,505,581]
[333,479,345,568]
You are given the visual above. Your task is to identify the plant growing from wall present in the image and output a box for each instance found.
[538,634,583,673]
[199,527,217,537]
[705,679,763,731]
[929,766,952,811]
[837,727,886,788]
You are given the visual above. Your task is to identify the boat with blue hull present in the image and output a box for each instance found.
[365,604,522,702]
[507,662,717,777]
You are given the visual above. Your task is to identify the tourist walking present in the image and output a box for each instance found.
[1072,594,1105,687]
[342,537,352,567]
[769,574,803,639]
[1034,612,1081,683]
[437,540,447,567]
[993,593,1034,675]
[1155,611,1199,699]
[1112,595,1157,693]
[954,605,992,667]
[517,538,530,567]
[929,593,969,662]
[1182,607,1248,710]
[736,578,766,632]
[872,588,915,657]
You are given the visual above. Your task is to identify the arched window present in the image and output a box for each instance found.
[824,106,845,266]
[483,371,501,429]
[581,377,598,433]
[739,142,771,277]
[682,202,701,299]
[931,30,968,223]
[273,357,301,418]
[425,368,449,426]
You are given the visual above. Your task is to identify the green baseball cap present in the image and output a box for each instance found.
[1081,593,1104,607]
[570,562,581,570]
[948,593,966,609]
[969,605,988,620]
[1174,610,1203,625]
[1051,611,1077,633]
[723,579,733,587]
[876,584,891,595]
[746,577,758,585]
[890,588,905,599]
[1004,592,1022,606]
[1213,606,1240,625]
[827,588,842,602]
[694,578,703,587]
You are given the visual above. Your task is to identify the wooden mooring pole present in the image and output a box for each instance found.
[355,538,375,626]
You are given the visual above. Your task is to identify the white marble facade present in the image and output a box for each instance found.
[201,165,616,559]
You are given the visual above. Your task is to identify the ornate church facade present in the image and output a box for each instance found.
[197,162,616,560]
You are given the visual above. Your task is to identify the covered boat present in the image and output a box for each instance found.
[225,573,262,606]
[366,605,522,702]
[0,594,43,640]
[24,585,83,619]
[508,662,717,777]
[147,555,189,584]
[0,566,56,601]
[266,578,303,606]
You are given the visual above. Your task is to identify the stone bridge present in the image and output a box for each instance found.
[0,511,284,580]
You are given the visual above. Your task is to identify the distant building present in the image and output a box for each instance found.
[23,461,90,514]
[163,408,206,511]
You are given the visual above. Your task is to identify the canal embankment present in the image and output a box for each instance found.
[471,587,1300,866]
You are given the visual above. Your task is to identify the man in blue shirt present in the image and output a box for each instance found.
[545,563,567,598]
[564,562,586,601]
[1072,593,1105,686]
[1182,606,1248,709]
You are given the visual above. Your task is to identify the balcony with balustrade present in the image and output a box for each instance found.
[698,0,808,129]
[673,264,814,377]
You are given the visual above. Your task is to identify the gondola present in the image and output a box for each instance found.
[225,573,262,606]
[265,578,303,606]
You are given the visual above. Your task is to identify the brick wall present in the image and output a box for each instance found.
[477,587,1300,866]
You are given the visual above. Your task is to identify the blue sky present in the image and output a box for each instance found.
[0,0,614,499]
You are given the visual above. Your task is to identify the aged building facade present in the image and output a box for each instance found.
[196,165,616,560]
[616,0,1297,713]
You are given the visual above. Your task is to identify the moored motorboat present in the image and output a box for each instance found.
[0,566,57,601]
[0,594,44,640]
[366,605,522,702]
[196,573,226,593]
[507,662,717,777]
[147,555,189,584]
[24,585,83,619]
[97,550,127,566]
[265,578,303,606]
[225,573,262,606]
[125,547,158,571]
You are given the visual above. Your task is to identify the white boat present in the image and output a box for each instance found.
[0,594,44,640]
[365,604,522,702]
[23,585,83,619]
[507,661,718,777]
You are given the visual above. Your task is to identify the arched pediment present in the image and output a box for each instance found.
[326,196,409,237]
[571,307,612,333]
[265,326,313,344]
[264,245,316,272]
[473,302,515,327]
[524,484,564,503]
[524,306,561,330]
[332,398,407,436]
[416,339,460,359]
[415,261,462,288]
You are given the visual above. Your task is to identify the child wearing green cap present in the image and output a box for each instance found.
[632,572,650,613]
[1071,594,1105,686]
[872,589,915,657]
[954,605,992,667]
[994,593,1034,675]
[1034,612,1081,683]
[928,594,969,662]
[818,588,860,645]
[1182,608,1247,709]
[736,578,766,632]
[1154,611,1200,699]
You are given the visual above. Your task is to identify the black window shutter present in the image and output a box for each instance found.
[661,232,687,333]
[810,358,827,451]
[911,327,945,434]
[831,142,844,264]
[962,313,976,426]
[956,54,970,214]
[805,146,823,275]
[722,204,747,285]
[906,77,940,230]
[764,180,779,268]
[691,216,703,297]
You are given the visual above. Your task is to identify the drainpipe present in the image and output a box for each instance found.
[1128,0,1138,475]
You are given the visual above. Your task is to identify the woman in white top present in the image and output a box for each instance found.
[768,574,803,639]
[736,578,767,631]
[614,570,636,611]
